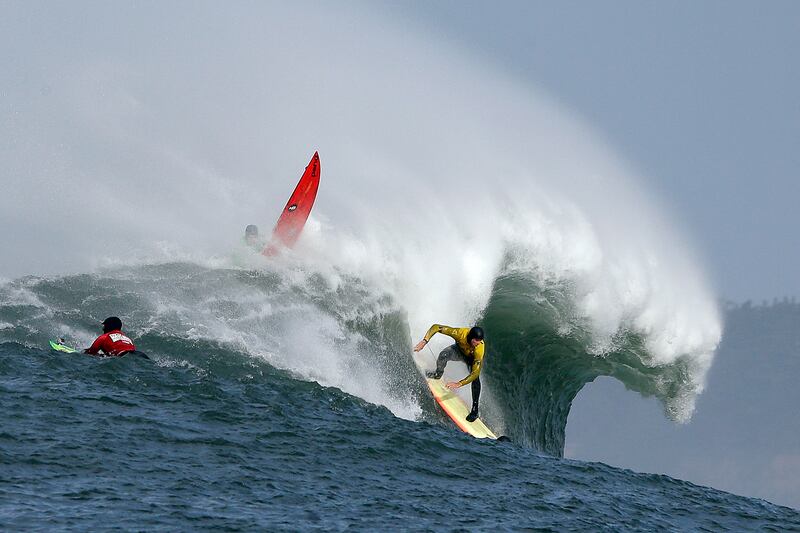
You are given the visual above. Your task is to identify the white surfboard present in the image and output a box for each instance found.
[414,354,497,439]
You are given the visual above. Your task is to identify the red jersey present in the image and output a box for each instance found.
[86,329,136,356]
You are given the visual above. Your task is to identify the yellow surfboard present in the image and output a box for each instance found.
[425,377,498,439]
[415,355,497,439]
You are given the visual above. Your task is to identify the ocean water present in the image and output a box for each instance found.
[1,264,797,531]
[3,1,797,530]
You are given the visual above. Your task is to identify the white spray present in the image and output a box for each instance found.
[0,3,721,421]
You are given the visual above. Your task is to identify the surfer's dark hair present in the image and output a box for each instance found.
[102,316,122,333]
[467,326,484,342]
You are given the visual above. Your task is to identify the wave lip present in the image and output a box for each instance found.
[482,264,720,456]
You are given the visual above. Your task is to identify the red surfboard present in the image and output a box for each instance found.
[263,151,321,256]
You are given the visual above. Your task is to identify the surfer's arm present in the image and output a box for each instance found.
[424,324,462,342]
[84,335,106,355]
[84,339,102,355]
[414,324,455,352]
[457,359,482,386]
[457,345,485,386]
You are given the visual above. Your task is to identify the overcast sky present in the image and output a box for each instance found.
[392,1,800,302]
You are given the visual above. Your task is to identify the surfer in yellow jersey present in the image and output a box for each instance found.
[413,325,485,422]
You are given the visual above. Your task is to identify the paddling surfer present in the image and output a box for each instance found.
[84,317,148,359]
[413,325,485,422]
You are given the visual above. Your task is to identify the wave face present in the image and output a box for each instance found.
[0,263,428,422]
[2,247,717,459]
[482,271,706,455]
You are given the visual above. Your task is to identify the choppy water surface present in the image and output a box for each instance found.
[0,265,797,530]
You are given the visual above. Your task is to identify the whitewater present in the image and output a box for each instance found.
[3,2,798,530]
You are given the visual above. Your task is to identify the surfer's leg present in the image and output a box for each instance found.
[427,344,461,379]
[466,377,481,422]
[470,377,481,409]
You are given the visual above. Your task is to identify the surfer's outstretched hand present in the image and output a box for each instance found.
[413,339,427,352]
[446,382,460,390]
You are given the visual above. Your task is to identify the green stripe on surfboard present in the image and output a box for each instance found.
[49,340,77,353]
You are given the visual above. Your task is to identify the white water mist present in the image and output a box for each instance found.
[1,2,721,421]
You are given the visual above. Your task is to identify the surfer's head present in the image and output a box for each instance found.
[467,326,484,346]
[102,316,123,333]
[245,225,260,245]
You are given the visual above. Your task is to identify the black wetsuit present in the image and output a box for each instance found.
[431,344,481,415]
